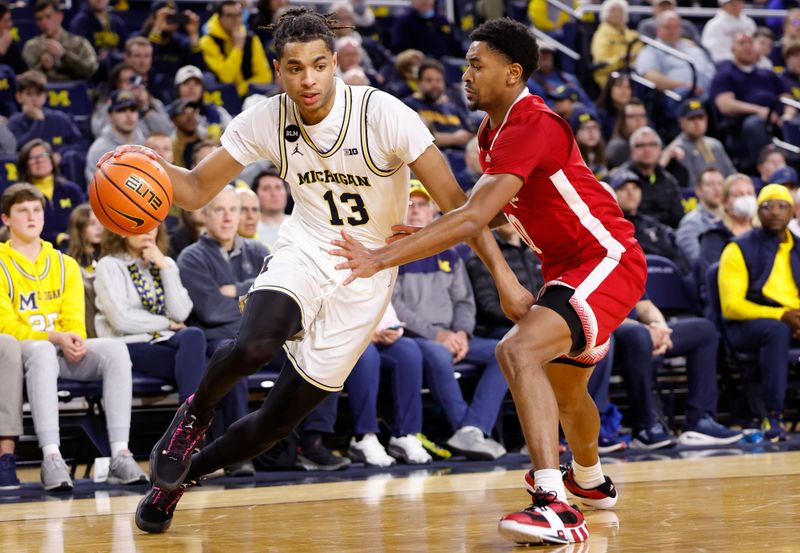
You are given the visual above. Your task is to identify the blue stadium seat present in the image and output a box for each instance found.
[0,154,19,190]
[203,82,242,117]
[131,372,175,396]
[0,64,17,118]
[441,56,467,85]
[645,254,697,314]
[46,81,93,116]
[59,149,88,191]
[247,83,277,98]
[507,1,530,23]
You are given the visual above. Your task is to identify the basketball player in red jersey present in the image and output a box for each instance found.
[332,18,647,545]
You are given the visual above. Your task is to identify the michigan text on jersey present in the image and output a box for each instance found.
[296,170,372,187]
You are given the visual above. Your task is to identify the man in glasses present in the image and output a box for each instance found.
[718,183,800,442]
[85,89,145,183]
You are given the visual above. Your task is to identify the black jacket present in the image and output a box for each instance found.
[617,162,685,228]
[626,212,691,275]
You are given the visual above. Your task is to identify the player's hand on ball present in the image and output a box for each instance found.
[330,230,383,285]
[97,145,159,168]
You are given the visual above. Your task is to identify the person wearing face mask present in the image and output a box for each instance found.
[698,174,758,269]
[389,0,464,58]
[718,184,800,441]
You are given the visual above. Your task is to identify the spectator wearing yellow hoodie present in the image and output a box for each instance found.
[199,0,272,97]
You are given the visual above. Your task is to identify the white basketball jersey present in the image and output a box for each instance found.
[221,79,434,251]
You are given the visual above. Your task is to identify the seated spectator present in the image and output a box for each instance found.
[754,26,775,70]
[769,166,799,193]
[174,65,232,142]
[455,136,481,191]
[590,0,640,87]
[701,0,756,64]
[22,0,98,82]
[335,36,381,88]
[676,168,725,263]
[141,1,203,103]
[390,0,463,58]
[0,1,27,74]
[616,126,685,228]
[754,144,788,191]
[404,59,473,150]
[329,0,391,75]
[0,333,21,488]
[251,168,288,252]
[547,84,582,120]
[170,98,204,168]
[613,170,690,273]
[635,12,715,96]
[606,98,649,169]
[595,71,632,141]
[0,183,146,491]
[667,99,736,189]
[780,42,800,102]
[15,139,84,246]
[393,182,508,460]
[341,66,368,86]
[614,296,741,448]
[466,223,543,339]
[572,108,608,181]
[144,132,174,164]
[169,208,204,259]
[698,173,758,267]
[64,204,102,338]
[199,0,272,97]
[8,70,85,155]
[123,36,153,88]
[236,187,260,239]
[68,0,129,78]
[718,184,800,441]
[636,0,702,45]
[85,90,145,184]
[770,9,800,67]
[710,32,796,171]
[526,40,593,111]
[383,49,424,99]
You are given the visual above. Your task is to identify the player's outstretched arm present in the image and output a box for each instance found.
[97,145,245,211]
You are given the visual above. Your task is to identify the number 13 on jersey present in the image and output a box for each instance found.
[323,190,370,226]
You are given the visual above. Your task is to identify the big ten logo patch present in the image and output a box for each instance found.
[124,174,163,210]
[203,90,223,106]
[4,162,17,183]
[48,89,71,108]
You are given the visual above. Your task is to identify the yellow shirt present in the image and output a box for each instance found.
[0,240,86,339]
[718,232,800,321]
[32,175,55,201]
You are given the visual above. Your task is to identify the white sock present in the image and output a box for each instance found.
[110,442,129,458]
[572,459,605,489]
[42,444,60,458]
[533,468,567,502]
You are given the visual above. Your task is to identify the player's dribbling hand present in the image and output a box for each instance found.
[97,145,159,167]
[330,230,383,285]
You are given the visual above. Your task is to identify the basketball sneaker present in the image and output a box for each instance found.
[524,466,618,510]
[149,394,212,491]
[498,489,588,545]
[762,414,788,442]
[135,481,195,534]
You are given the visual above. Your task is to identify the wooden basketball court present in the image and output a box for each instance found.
[1,450,799,552]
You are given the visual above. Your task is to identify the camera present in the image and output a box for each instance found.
[166,12,187,26]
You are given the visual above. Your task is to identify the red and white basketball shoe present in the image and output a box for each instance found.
[498,489,588,545]
[524,466,618,510]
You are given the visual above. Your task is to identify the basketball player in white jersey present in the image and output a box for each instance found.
[99,8,532,534]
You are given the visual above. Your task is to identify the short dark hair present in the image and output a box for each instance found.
[0,1,9,19]
[418,58,445,81]
[250,166,286,193]
[697,167,723,188]
[16,70,47,93]
[267,7,341,59]
[1,183,46,216]
[470,18,539,80]
[34,0,60,14]
[217,0,241,15]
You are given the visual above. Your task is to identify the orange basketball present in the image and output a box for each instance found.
[89,151,173,236]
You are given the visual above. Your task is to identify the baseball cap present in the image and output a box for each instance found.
[150,0,177,15]
[549,85,578,102]
[569,108,599,134]
[768,166,799,186]
[679,98,706,118]
[757,183,794,205]
[610,170,642,190]
[109,89,138,112]
[174,65,203,86]
[408,179,431,200]
[168,98,201,118]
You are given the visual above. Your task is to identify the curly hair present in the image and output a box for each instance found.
[470,18,539,81]
[266,7,350,59]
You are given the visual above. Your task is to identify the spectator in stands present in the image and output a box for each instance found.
[8,70,84,154]
[701,0,756,64]
[718,184,800,441]
[123,36,153,85]
[0,126,14,154]
[85,90,145,184]
[466,223,543,340]
[781,42,800,102]
[617,126,685,227]
[710,32,796,171]
[770,9,800,67]
[668,98,736,188]
[607,98,649,169]
[141,1,204,102]
[698,173,758,267]
[754,144,788,191]
[613,170,691,273]
[0,183,146,491]
[637,0,703,45]
[393,182,508,460]
[614,296,741,448]
[384,49,424,99]
[341,66,368,86]
[144,132,174,164]
[200,0,272,98]
[455,136,481,191]
[596,71,632,141]
[0,1,26,74]
[547,84,582,120]
[572,108,608,181]
[174,65,231,143]
[329,0,390,75]
[335,36,381,88]
[68,0,128,73]
[169,208,204,259]
[0,333,21,488]
[770,166,799,192]
[16,139,84,247]
[251,168,288,252]
[676,168,725,262]
[390,0,463,58]
[526,40,593,110]
[754,26,775,70]
[236,187,260,239]
[635,12,715,96]
[591,0,640,87]
[64,204,102,272]
[23,0,98,82]
[403,59,472,150]
[169,98,203,169]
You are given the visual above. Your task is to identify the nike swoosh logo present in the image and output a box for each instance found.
[109,206,145,227]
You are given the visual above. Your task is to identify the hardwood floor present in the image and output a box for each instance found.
[2,451,799,552]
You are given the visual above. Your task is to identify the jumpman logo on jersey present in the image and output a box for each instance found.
[292,144,303,156]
